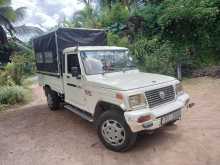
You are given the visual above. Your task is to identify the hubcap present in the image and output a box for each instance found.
[101,119,126,146]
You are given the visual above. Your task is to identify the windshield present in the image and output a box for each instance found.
[80,50,136,75]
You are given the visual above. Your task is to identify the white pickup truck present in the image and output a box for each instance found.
[34,28,190,152]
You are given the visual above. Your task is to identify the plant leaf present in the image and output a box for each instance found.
[15,25,44,36]
[14,7,27,22]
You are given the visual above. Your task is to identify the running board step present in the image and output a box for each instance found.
[64,104,93,122]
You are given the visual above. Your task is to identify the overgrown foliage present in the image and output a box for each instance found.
[0,63,33,110]
[0,1,40,110]
[0,52,35,86]
[0,86,27,105]
[107,32,129,47]
[59,0,220,76]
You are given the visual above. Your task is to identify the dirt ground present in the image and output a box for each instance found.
[0,77,220,165]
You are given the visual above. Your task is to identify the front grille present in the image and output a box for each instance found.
[145,85,175,108]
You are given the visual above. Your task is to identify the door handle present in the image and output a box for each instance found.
[67,83,81,89]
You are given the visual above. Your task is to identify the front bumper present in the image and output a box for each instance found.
[124,93,190,133]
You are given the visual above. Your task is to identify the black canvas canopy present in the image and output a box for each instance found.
[33,28,107,75]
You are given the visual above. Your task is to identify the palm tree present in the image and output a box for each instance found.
[71,3,101,28]
[0,0,43,44]
[0,0,43,64]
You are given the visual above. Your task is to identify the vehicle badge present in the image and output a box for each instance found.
[159,91,166,100]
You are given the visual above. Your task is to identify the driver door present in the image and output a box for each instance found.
[63,53,85,109]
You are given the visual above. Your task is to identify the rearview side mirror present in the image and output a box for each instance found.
[71,67,80,79]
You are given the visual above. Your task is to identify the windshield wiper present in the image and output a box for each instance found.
[102,67,122,74]
[102,66,136,74]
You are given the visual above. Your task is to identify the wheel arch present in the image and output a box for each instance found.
[94,101,124,123]
[43,84,51,96]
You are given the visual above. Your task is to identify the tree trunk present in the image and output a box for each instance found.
[176,63,182,80]
[0,26,8,44]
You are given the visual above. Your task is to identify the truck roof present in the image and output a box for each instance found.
[63,46,128,53]
[33,27,105,40]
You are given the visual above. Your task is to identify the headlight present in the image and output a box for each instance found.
[176,83,184,95]
[129,94,146,108]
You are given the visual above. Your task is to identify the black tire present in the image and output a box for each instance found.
[96,110,137,152]
[166,120,177,126]
[45,88,60,111]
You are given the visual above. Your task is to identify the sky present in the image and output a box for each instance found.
[12,0,85,29]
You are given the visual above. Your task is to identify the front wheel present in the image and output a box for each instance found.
[166,120,178,126]
[97,110,137,152]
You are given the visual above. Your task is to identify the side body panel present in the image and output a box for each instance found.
[37,74,64,94]
[83,83,123,114]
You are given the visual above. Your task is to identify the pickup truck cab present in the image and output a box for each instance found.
[38,46,190,152]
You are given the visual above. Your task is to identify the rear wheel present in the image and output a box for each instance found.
[97,110,137,152]
[45,88,60,111]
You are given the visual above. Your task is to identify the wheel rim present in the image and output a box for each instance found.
[101,119,126,146]
[47,93,53,107]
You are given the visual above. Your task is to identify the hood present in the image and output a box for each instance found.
[86,70,176,91]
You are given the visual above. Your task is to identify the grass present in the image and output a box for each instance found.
[0,77,35,112]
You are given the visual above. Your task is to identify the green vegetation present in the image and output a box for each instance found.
[64,0,220,76]
[0,0,38,110]
[0,47,35,110]
[0,62,33,111]
[1,0,220,109]
[0,86,28,105]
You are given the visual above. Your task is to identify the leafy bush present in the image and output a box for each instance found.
[0,86,28,105]
[70,5,101,28]
[5,63,23,85]
[131,37,191,75]
[0,70,15,86]
[0,51,35,86]
[100,3,129,27]
[11,52,36,76]
[107,32,129,47]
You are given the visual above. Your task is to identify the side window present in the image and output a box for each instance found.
[67,54,81,74]
[36,53,43,63]
[44,51,53,63]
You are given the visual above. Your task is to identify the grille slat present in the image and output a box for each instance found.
[147,98,173,103]
[147,94,174,99]
[145,86,175,108]
[146,94,174,99]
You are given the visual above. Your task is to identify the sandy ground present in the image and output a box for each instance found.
[0,77,220,165]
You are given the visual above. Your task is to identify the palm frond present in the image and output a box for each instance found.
[14,7,27,22]
[15,25,44,36]
[0,6,16,21]
[13,37,33,53]
[0,14,15,31]
[0,0,11,6]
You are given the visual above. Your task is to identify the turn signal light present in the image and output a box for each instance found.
[116,93,123,100]
[137,115,151,123]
